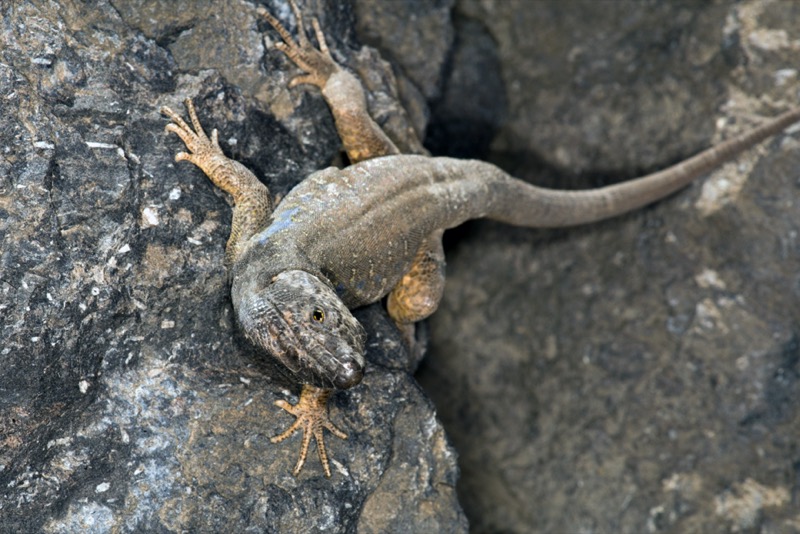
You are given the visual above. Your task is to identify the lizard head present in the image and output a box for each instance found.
[234,269,366,390]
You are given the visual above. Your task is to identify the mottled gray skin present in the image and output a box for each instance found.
[229,110,800,389]
[234,158,486,306]
[162,0,800,477]
[230,156,496,389]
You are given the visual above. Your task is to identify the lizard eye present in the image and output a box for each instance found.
[311,308,325,323]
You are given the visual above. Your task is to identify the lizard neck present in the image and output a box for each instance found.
[230,239,328,306]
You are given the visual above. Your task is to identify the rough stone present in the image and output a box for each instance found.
[1,1,464,532]
[419,0,800,532]
[353,0,454,102]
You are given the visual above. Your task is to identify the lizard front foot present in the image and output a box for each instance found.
[160,98,226,171]
[161,98,273,263]
[258,0,339,89]
[271,384,348,478]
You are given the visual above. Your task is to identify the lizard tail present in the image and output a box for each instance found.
[484,107,800,228]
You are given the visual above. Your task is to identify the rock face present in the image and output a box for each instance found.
[1,1,463,532]
[419,1,800,532]
[2,1,799,533]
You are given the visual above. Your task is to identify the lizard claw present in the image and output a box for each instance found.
[161,99,223,163]
[270,384,348,478]
[259,0,339,89]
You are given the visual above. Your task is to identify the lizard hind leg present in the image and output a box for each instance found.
[387,230,447,326]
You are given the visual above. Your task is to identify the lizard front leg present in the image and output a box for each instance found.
[259,0,399,163]
[161,99,272,265]
[270,384,348,478]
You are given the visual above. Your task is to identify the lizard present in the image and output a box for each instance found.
[160,0,800,478]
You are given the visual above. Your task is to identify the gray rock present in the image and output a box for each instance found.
[425,14,507,160]
[1,1,464,532]
[419,0,800,532]
[353,0,455,102]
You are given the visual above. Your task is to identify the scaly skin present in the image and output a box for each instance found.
[162,0,800,477]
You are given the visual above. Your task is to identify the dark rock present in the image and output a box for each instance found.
[425,15,507,160]
[353,0,455,102]
[456,0,737,179]
[1,1,464,532]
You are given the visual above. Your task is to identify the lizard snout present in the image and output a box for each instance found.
[332,357,364,389]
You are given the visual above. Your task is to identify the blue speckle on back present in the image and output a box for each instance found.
[258,206,301,243]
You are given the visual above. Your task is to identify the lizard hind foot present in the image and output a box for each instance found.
[257,0,338,89]
[270,384,348,478]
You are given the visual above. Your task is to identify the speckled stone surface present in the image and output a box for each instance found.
[3,1,800,533]
[420,1,800,532]
[1,1,463,532]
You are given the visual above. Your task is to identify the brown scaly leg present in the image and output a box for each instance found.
[259,0,399,163]
[270,384,348,478]
[160,99,272,265]
[386,230,447,355]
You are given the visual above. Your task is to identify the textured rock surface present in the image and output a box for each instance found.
[4,0,800,533]
[0,1,464,532]
[419,0,800,532]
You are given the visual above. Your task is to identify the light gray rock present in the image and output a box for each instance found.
[419,0,800,532]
